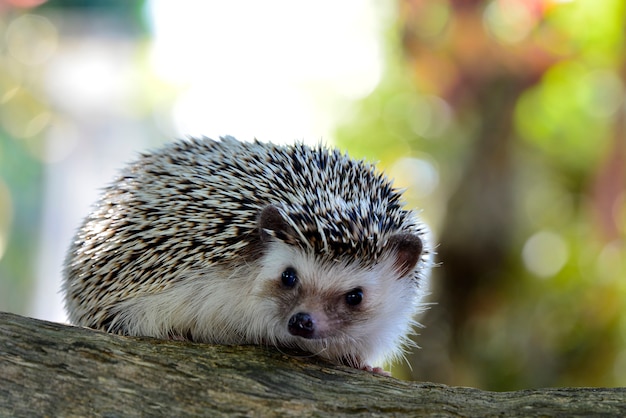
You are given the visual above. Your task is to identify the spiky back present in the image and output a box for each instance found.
[66,136,420,298]
[165,136,417,261]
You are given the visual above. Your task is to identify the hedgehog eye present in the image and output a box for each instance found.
[345,288,363,306]
[281,267,298,288]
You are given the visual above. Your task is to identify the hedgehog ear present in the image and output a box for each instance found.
[388,233,423,277]
[258,205,295,244]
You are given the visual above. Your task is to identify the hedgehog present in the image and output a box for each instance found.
[63,136,433,375]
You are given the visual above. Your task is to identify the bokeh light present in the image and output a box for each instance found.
[522,230,569,278]
[6,14,57,66]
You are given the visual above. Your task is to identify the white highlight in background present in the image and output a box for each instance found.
[146,0,387,142]
[522,230,569,278]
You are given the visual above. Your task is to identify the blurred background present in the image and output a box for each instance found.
[0,0,624,391]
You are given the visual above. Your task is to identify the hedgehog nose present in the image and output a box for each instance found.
[288,312,315,338]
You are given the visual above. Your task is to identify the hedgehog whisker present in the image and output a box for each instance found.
[399,351,413,372]
[274,344,327,360]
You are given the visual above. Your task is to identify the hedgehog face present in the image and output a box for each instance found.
[253,205,427,367]
[253,240,425,367]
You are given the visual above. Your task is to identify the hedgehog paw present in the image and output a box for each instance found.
[361,365,391,377]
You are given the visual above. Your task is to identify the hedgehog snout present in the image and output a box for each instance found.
[288,312,316,339]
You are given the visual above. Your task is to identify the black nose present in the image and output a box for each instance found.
[288,312,315,338]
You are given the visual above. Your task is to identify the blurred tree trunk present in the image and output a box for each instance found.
[438,75,522,340]
[399,0,555,387]
[2,312,626,417]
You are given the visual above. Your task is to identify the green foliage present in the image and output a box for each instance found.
[516,62,612,172]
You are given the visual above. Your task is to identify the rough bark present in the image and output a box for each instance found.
[1,311,624,417]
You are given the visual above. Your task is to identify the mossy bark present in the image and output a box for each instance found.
[1,311,624,417]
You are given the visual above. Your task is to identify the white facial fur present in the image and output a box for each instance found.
[250,241,429,368]
[108,238,428,369]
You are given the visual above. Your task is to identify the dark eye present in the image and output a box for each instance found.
[345,288,363,306]
[281,267,298,288]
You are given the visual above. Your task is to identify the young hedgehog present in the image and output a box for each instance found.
[63,136,433,375]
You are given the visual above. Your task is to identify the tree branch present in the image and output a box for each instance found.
[1,311,624,417]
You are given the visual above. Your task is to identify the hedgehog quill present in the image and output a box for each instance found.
[63,136,433,375]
